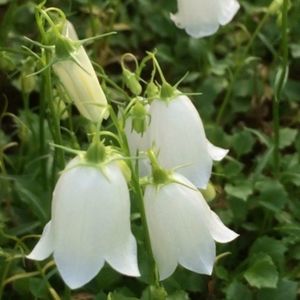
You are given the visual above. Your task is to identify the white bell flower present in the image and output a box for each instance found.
[27,156,139,289]
[170,0,240,38]
[125,94,228,188]
[144,172,238,280]
[52,21,109,122]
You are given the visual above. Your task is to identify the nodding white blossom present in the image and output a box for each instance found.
[125,95,228,188]
[170,0,240,38]
[144,172,238,280]
[27,157,139,289]
[52,21,109,122]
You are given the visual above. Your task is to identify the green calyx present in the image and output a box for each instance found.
[146,81,159,98]
[148,150,171,185]
[54,35,80,60]
[129,100,149,134]
[85,139,107,164]
[160,82,177,101]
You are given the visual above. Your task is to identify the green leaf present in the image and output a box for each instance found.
[244,254,279,289]
[141,286,168,300]
[226,280,253,300]
[29,278,48,299]
[229,197,248,222]
[223,160,244,178]
[249,236,287,268]
[256,180,288,212]
[225,182,253,201]
[165,268,206,292]
[279,128,298,149]
[257,279,298,300]
[167,291,189,300]
[232,131,255,156]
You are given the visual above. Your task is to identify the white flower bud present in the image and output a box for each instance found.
[53,21,109,122]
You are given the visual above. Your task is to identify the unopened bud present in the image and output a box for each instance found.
[201,182,216,202]
[129,101,149,134]
[123,68,142,96]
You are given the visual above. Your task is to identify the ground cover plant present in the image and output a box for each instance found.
[0,0,300,299]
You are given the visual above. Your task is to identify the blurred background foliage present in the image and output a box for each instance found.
[0,0,300,299]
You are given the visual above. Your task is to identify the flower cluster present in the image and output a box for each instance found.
[28,4,239,290]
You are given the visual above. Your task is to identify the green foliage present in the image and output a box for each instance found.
[0,0,300,299]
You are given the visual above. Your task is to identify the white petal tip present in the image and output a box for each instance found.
[26,221,53,261]
[207,140,229,161]
[125,268,141,277]
[209,211,239,243]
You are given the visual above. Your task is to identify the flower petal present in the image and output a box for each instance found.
[52,165,106,288]
[26,221,54,261]
[145,174,219,279]
[52,161,138,289]
[144,185,178,280]
[171,0,239,38]
[217,0,240,25]
[167,176,216,275]
[99,163,140,277]
[207,211,239,243]
[106,233,140,277]
[192,187,238,243]
[149,95,212,188]
[124,117,151,177]
[207,139,228,161]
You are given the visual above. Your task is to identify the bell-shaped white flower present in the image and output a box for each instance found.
[52,21,109,122]
[125,94,228,188]
[170,0,240,38]
[27,155,139,289]
[144,172,238,280]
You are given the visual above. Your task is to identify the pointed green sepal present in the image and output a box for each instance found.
[85,139,106,164]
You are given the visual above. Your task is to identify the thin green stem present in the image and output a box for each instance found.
[273,0,289,176]
[42,51,65,179]
[36,5,65,177]
[216,10,270,124]
[109,107,159,286]
[39,51,48,189]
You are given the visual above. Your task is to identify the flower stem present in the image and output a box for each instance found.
[273,0,289,176]
[109,107,159,286]
[42,50,65,180]
[39,51,48,189]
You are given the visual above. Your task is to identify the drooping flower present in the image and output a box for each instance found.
[27,146,139,289]
[144,171,238,280]
[125,94,228,188]
[52,21,109,122]
[170,0,240,38]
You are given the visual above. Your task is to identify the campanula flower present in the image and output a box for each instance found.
[170,0,240,38]
[125,95,228,188]
[144,171,238,280]
[27,148,139,289]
